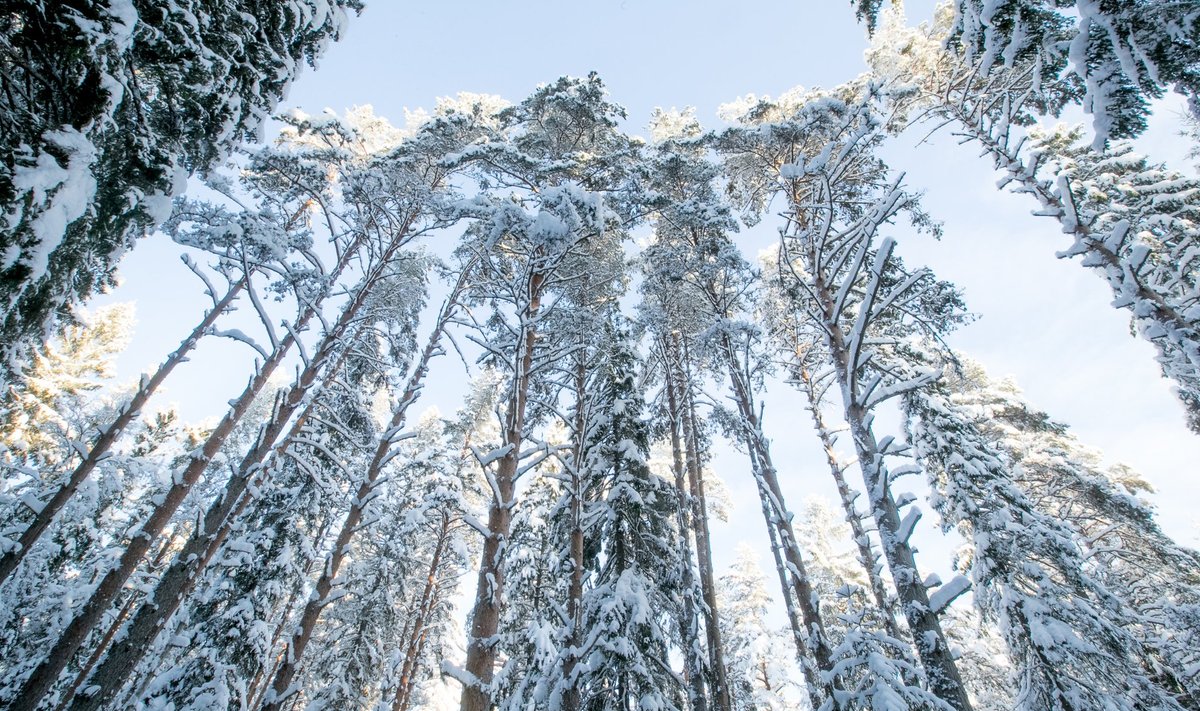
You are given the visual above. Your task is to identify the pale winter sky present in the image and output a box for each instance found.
[100,0,1200,640]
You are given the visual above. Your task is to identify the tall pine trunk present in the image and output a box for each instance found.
[798,366,901,640]
[717,335,835,709]
[459,270,544,711]
[810,263,972,711]
[662,344,711,711]
[559,358,588,711]
[677,354,733,711]
[10,220,391,711]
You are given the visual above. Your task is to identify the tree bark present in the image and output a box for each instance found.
[560,358,588,711]
[458,270,543,711]
[717,336,835,709]
[392,512,453,711]
[662,346,711,711]
[677,360,733,711]
[798,367,903,641]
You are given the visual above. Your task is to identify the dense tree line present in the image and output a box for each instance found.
[1,2,1198,710]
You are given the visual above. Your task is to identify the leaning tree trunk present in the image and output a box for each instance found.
[798,366,902,640]
[677,351,733,711]
[259,285,461,711]
[65,217,421,711]
[0,278,244,587]
[51,528,184,711]
[717,335,835,710]
[810,264,973,711]
[9,220,392,711]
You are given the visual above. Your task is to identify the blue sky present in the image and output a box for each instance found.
[100,0,1199,643]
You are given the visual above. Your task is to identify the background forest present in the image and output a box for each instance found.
[1,1,1199,711]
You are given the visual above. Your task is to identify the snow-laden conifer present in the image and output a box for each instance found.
[448,74,642,711]
[903,373,1186,711]
[717,80,973,710]
[560,329,686,711]
[642,107,825,710]
[868,5,1200,432]
[0,1,362,366]
[939,358,1200,706]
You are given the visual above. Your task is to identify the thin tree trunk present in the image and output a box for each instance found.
[51,529,183,711]
[259,286,461,711]
[747,438,824,708]
[678,372,732,711]
[392,512,452,711]
[560,358,588,711]
[459,270,542,711]
[0,279,243,587]
[717,336,835,709]
[67,245,402,711]
[810,265,973,711]
[798,366,903,640]
[662,347,711,711]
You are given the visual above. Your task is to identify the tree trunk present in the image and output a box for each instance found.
[810,267,973,711]
[11,219,400,711]
[258,290,458,711]
[392,512,452,711]
[458,270,543,711]
[678,365,733,711]
[717,337,835,709]
[798,367,903,640]
[560,358,588,711]
[662,348,711,711]
[67,248,400,711]
[52,529,183,711]
[0,279,243,587]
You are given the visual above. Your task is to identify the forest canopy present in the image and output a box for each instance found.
[1,2,1199,711]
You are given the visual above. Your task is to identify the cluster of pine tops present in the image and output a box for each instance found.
[2,1,1200,710]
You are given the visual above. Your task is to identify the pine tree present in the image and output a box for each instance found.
[852,0,1199,144]
[642,108,824,710]
[903,371,1186,711]
[450,73,641,711]
[0,0,363,365]
[867,4,1200,432]
[566,331,686,711]
[717,80,973,710]
[9,104,463,711]
[939,357,1200,707]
